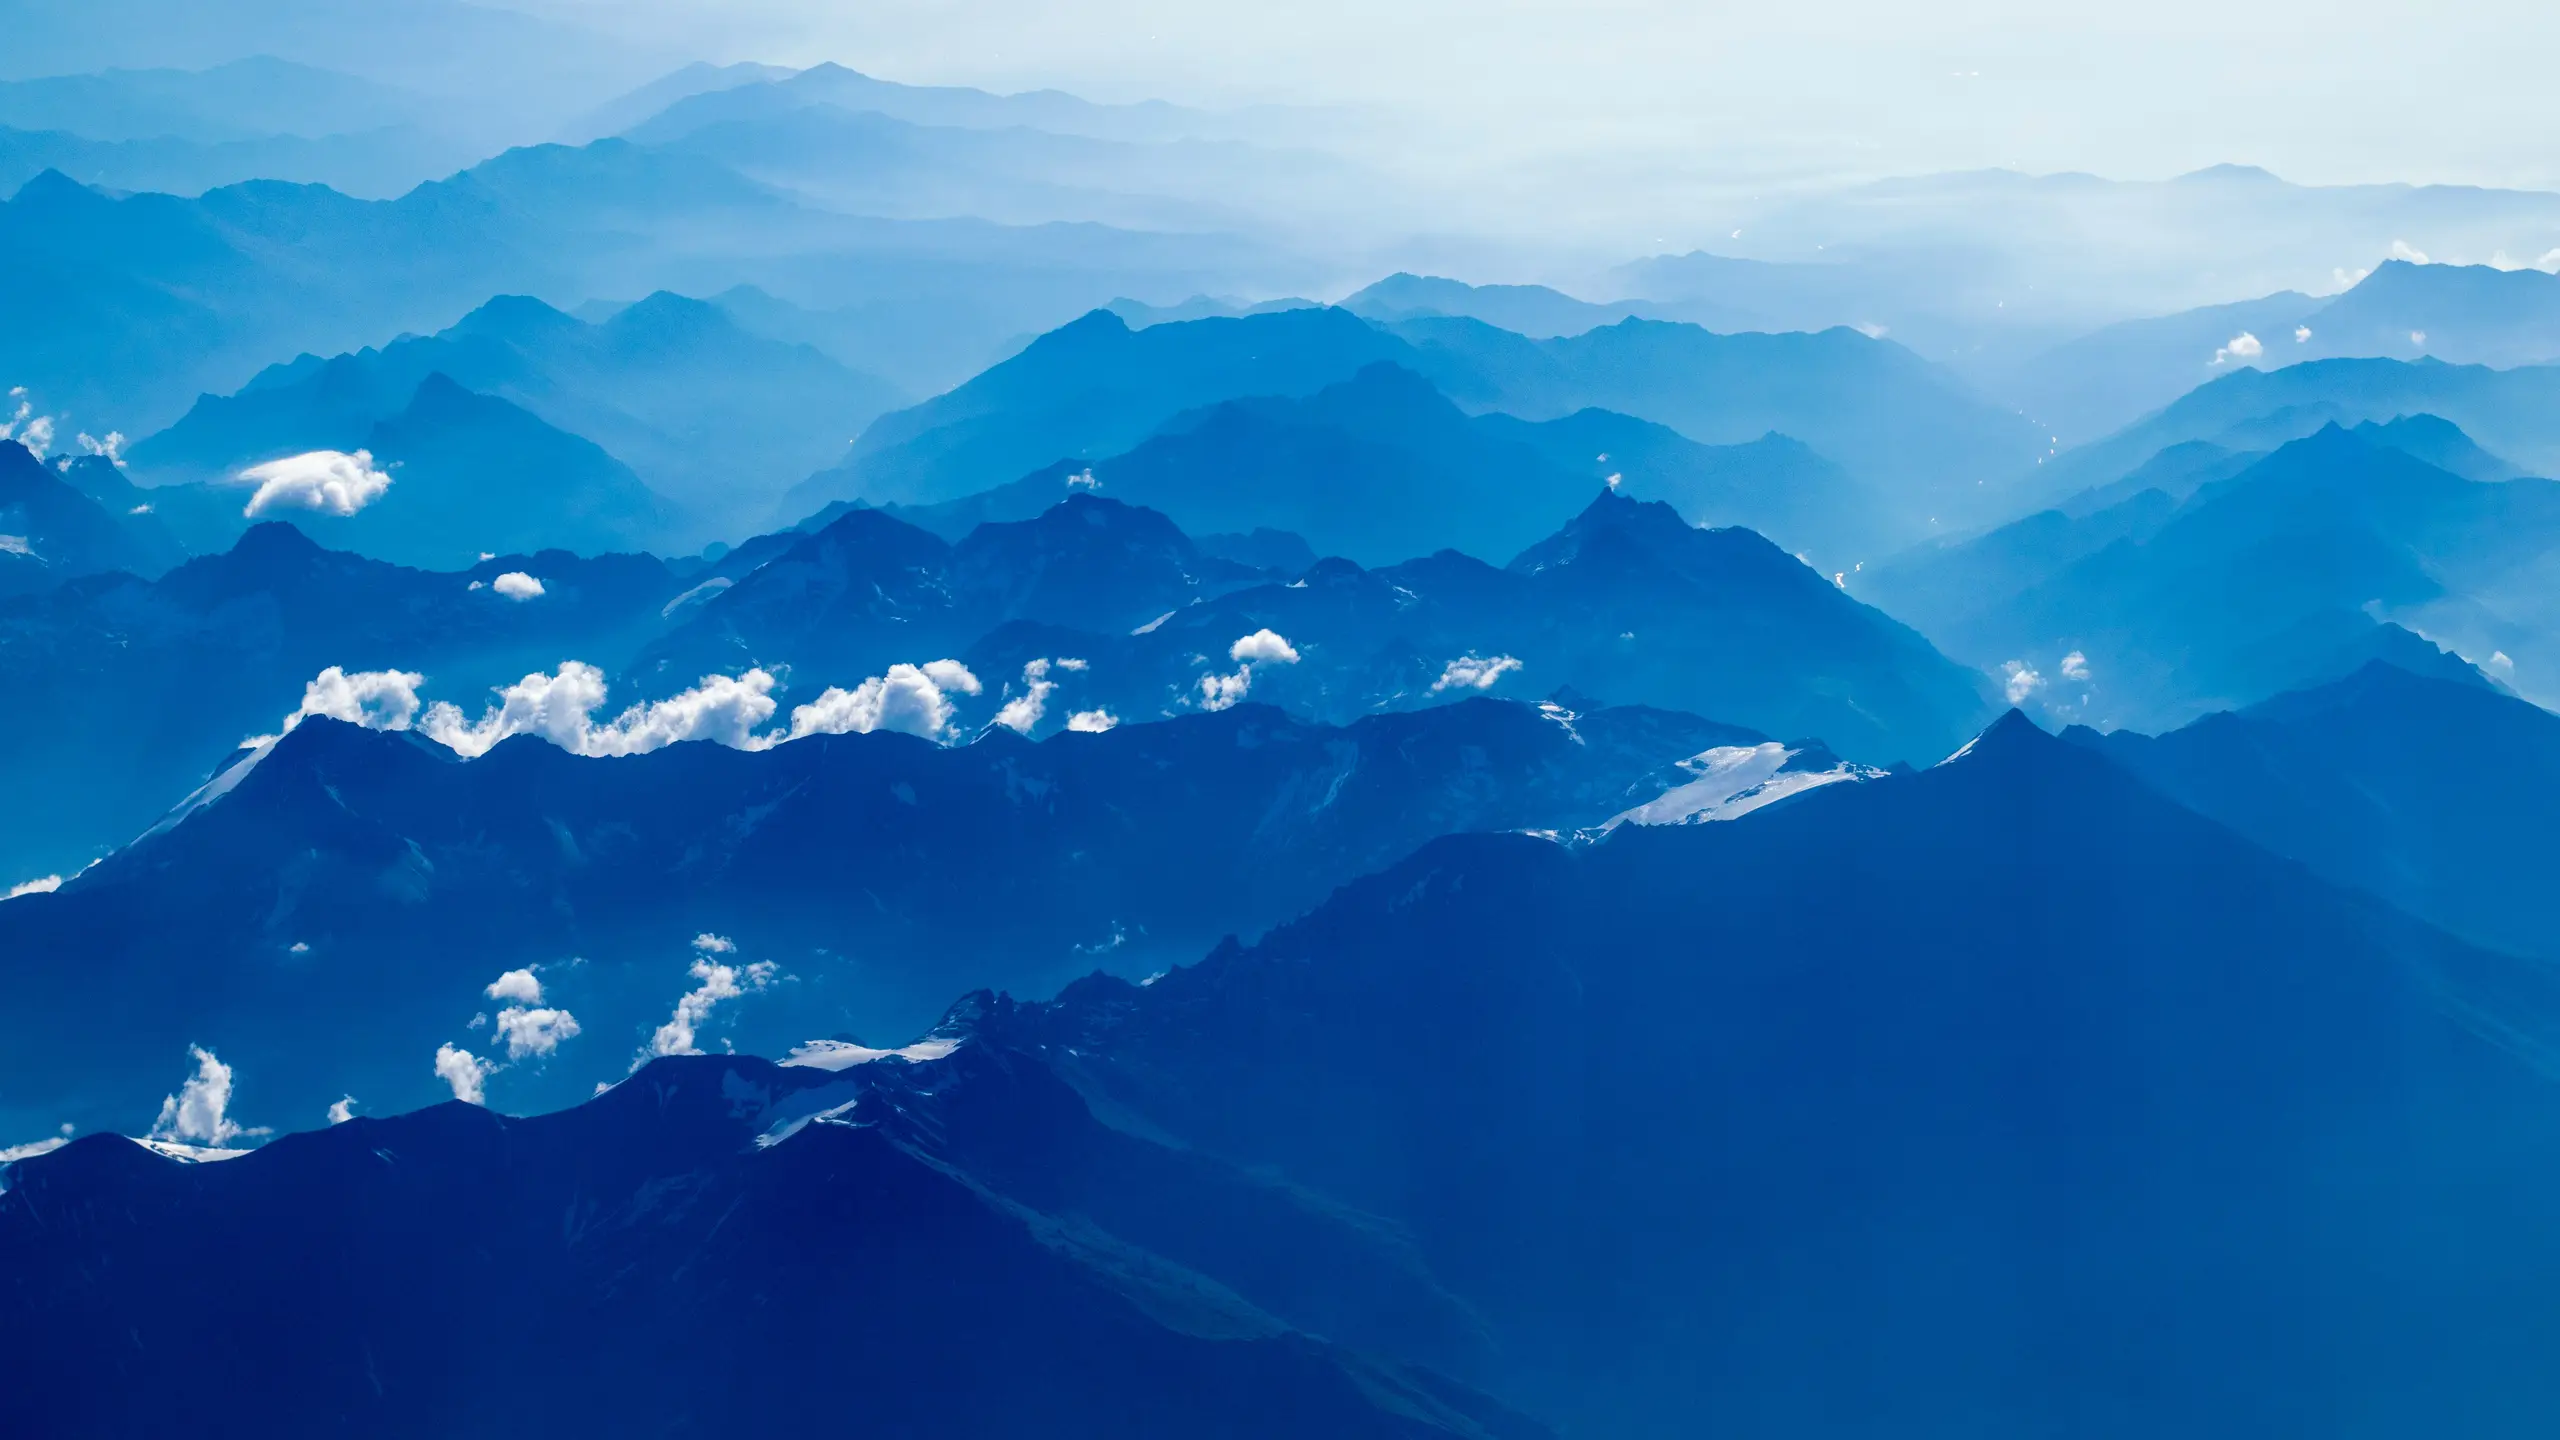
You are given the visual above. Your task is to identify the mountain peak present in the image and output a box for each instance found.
[1934,707,2052,767]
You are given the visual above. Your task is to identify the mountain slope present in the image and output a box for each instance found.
[0,439,180,594]
[972,711,2560,1437]
[0,1050,1542,1440]
[2069,660,2560,961]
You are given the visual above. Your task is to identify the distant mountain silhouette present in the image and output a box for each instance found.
[1863,424,2560,728]
[129,291,902,535]
[792,304,2041,546]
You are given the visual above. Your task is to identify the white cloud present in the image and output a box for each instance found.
[2211,331,2264,366]
[75,430,124,461]
[2390,239,2430,264]
[785,660,979,743]
[1431,653,1523,693]
[151,1046,249,1146]
[493,1005,581,1060]
[326,1096,357,1125]
[484,968,543,1005]
[994,657,1059,733]
[422,662,780,758]
[2295,325,2313,343]
[5,874,61,900]
[2001,660,2046,705]
[2332,266,2370,291]
[1,389,57,457]
[490,571,545,601]
[288,666,425,735]
[2060,650,2091,682]
[237,449,392,519]
[0,1136,69,1163]
[2541,249,2560,273]
[2410,329,2428,346]
[1066,709,1119,732]
[1229,629,1301,665]
[648,956,778,1059]
[693,933,735,954]
[434,1043,492,1104]
[1200,629,1302,711]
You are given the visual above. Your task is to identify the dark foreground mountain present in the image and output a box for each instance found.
[19,710,2559,1437]
[2071,660,2560,961]
[0,1050,1544,1440]
[968,711,2560,1436]
[0,695,1767,1135]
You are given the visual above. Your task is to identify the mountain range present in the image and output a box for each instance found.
[127,291,903,536]
[18,698,2560,1435]
[0,692,1782,1135]
[1860,423,2560,728]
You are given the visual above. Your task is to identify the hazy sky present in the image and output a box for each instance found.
[514,0,2559,190]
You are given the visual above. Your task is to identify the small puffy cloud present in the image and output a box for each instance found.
[1,389,57,457]
[6,874,62,900]
[648,956,778,1059]
[434,1043,492,1104]
[2211,332,2264,366]
[75,430,124,461]
[2410,329,2428,347]
[994,657,1059,734]
[484,968,543,1005]
[238,449,392,519]
[786,660,978,743]
[1229,629,1301,665]
[1066,709,1119,733]
[2295,325,2313,344]
[493,1005,581,1060]
[2001,660,2046,705]
[2390,239,2430,264]
[2060,650,2091,682]
[152,1046,249,1146]
[1431,653,1523,693]
[693,933,735,954]
[326,1096,357,1125]
[489,571,545,601]
[2332,266,2370,290]
[423,662,779,758]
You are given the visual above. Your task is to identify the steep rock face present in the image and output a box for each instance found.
[0,1050,1545,1440]
[970,712,2560,1437]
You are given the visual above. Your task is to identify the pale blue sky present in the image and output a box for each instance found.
[513,0,2558,190]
